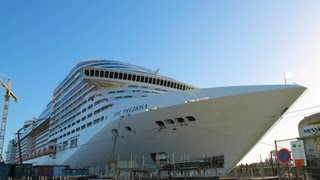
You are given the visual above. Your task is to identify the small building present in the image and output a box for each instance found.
[298,113,320,166]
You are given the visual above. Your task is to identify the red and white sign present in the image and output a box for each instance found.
[290,140,307,167]
[277,148,291,164]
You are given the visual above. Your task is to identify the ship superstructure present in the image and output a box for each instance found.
[8,60,306,174]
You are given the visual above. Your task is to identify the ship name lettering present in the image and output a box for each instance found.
[114,104,148,117]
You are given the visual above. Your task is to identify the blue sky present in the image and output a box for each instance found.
[1,1,320,163]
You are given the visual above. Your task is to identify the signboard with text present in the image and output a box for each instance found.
[303,124,320,137]
[290,140,307,167]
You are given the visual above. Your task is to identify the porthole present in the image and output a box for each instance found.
[125,126,132,131]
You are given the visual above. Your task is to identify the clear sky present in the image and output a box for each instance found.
[0,1,320,163]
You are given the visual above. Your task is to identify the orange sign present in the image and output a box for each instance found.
[294,159,305,167]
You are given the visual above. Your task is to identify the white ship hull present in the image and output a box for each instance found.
[25,84,305,174]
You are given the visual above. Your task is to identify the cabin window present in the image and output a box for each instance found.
[145,77,148,83]
[84,69,89,76]
[155,121,165,128]
[95,70,99,77]
[141,76,144,82]
[119,73,123,79]
[76,127,80,132]
[100,71,104,77]
[160,79,163,86]
[70,138,77,148]
[110,72,114,78]
[164,80,167,86]
[132,75,136,81]
[149,77,153,83]
[87,122,92,127]
[125,126,132,131]
[105,71,109,78]
[82,117,86,121]
[114,72,118,79]
[90,70,94,76]
[93,118,100,124]
[81,125,86,129]
[156,79,160,85]
[164,119,175,124]
[186,116,196,121]
[128,74,132,80]
[136,75,140,81]
[175,117,185,123]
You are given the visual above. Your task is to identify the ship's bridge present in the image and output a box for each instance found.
[82,67,196,91]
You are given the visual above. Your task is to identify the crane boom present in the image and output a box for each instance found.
[0,78,18,162]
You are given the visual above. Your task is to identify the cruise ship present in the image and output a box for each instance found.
[8,60,306,174]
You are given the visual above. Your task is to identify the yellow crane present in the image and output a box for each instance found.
[0,76,18,162]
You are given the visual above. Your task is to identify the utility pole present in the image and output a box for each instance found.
[0,75,18,162]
